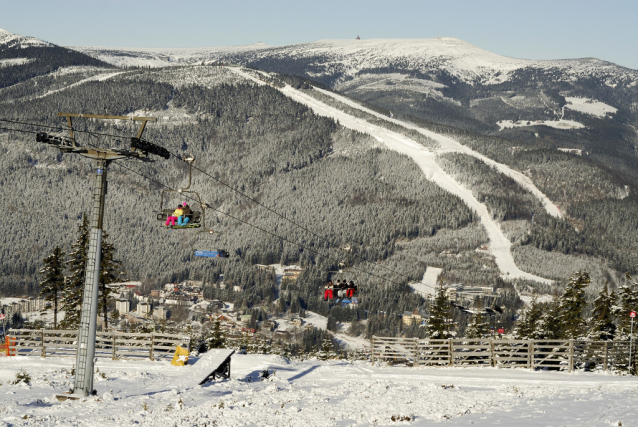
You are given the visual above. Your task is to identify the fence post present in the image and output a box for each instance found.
[41,328,46,358]
[568,339,574,373]
[490,339,495,367]
[604,341,608,371]
[413,338,419,367]
[370,336,375,365]
[529,341,534,369]
[448,339,454,367]
[111,332,116,360]
[150,333,155,361]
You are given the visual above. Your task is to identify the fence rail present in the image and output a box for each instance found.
[6,329,189,360]
[371,336,637,372]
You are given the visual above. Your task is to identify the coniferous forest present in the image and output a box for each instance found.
[1,42,638,341]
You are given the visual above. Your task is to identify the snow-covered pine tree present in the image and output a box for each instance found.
[99,231,123,332]
[614,273,638,340]
[558,271,590,339]
[588,282,616,341]
[465,311,490,339]
[535,300,563,340]
[38,246,66,329]
[62,215,89,329]
[427,283,451,339]
[317,335,338,360]
[516,296,543,339]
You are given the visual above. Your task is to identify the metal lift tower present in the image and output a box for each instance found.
[35,113,169,397]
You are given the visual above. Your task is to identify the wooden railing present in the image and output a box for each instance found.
[7,329,190,360]
[371,336,637,372]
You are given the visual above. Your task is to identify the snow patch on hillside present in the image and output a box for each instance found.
[0,57,34,68]
[497,119,585,130]
[410,267,443,297]
[564,96,617,117]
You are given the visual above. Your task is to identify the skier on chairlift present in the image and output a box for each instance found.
[346,280,357,298]
[324,280,334,301]
[178,202,193,226]
[165,204,183,227]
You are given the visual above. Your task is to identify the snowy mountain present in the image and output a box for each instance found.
[0,28,52,50]
[2,28,638,322]
[70,37,638,85]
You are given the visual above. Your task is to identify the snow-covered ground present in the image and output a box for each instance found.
[564,96,617,117]
[231,68,551,284]
[497,119,585,130]
[1,354,637,426]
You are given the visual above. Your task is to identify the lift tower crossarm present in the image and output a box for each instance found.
[57,113,157,147]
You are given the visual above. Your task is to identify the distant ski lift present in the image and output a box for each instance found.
[194,229,229,259]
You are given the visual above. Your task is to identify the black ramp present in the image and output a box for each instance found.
[189,349,236,386]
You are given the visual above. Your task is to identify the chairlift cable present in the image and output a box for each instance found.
[112,160,408,288]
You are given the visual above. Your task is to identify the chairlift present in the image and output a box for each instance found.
[156,155,203,229]
[323,245,360,304]
[194,229,229,259]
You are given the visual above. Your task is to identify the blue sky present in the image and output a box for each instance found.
[1,0,636,69]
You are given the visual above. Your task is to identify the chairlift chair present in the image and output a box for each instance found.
[323,245,360,304]
[156,155,203,229]
[194,228,229,259]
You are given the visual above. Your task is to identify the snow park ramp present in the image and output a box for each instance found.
[189,349,235,386]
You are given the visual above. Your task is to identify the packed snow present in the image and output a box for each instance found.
[497,119,585,130]
[564,96,618,117]
[230,68,551,283]
[1,354,637,426]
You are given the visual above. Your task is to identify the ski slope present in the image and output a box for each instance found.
[232,68,551,284]
[1,354,637,425]
[311,86,563,219]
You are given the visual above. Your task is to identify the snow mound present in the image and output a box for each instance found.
[564,96,617,117]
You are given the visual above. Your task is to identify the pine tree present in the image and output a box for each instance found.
[465,311,490,339]
[535,300,563,340]
[588,282,616,341]
[62,215,89,329]
[558,271,590,339]
[614,274,638,340]
[427,283,451,339]
[208,320,226,348]
[318,335,338,360]
[516,296,543,339]
[38,246,66,329]
[99,231,123,332]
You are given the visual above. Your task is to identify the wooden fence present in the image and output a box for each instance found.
[6,329,190,360]
[371,336,637,372]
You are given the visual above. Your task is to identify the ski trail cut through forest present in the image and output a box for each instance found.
[230,67,553,284]
[34,71,126,100]
[311,87,563,219]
